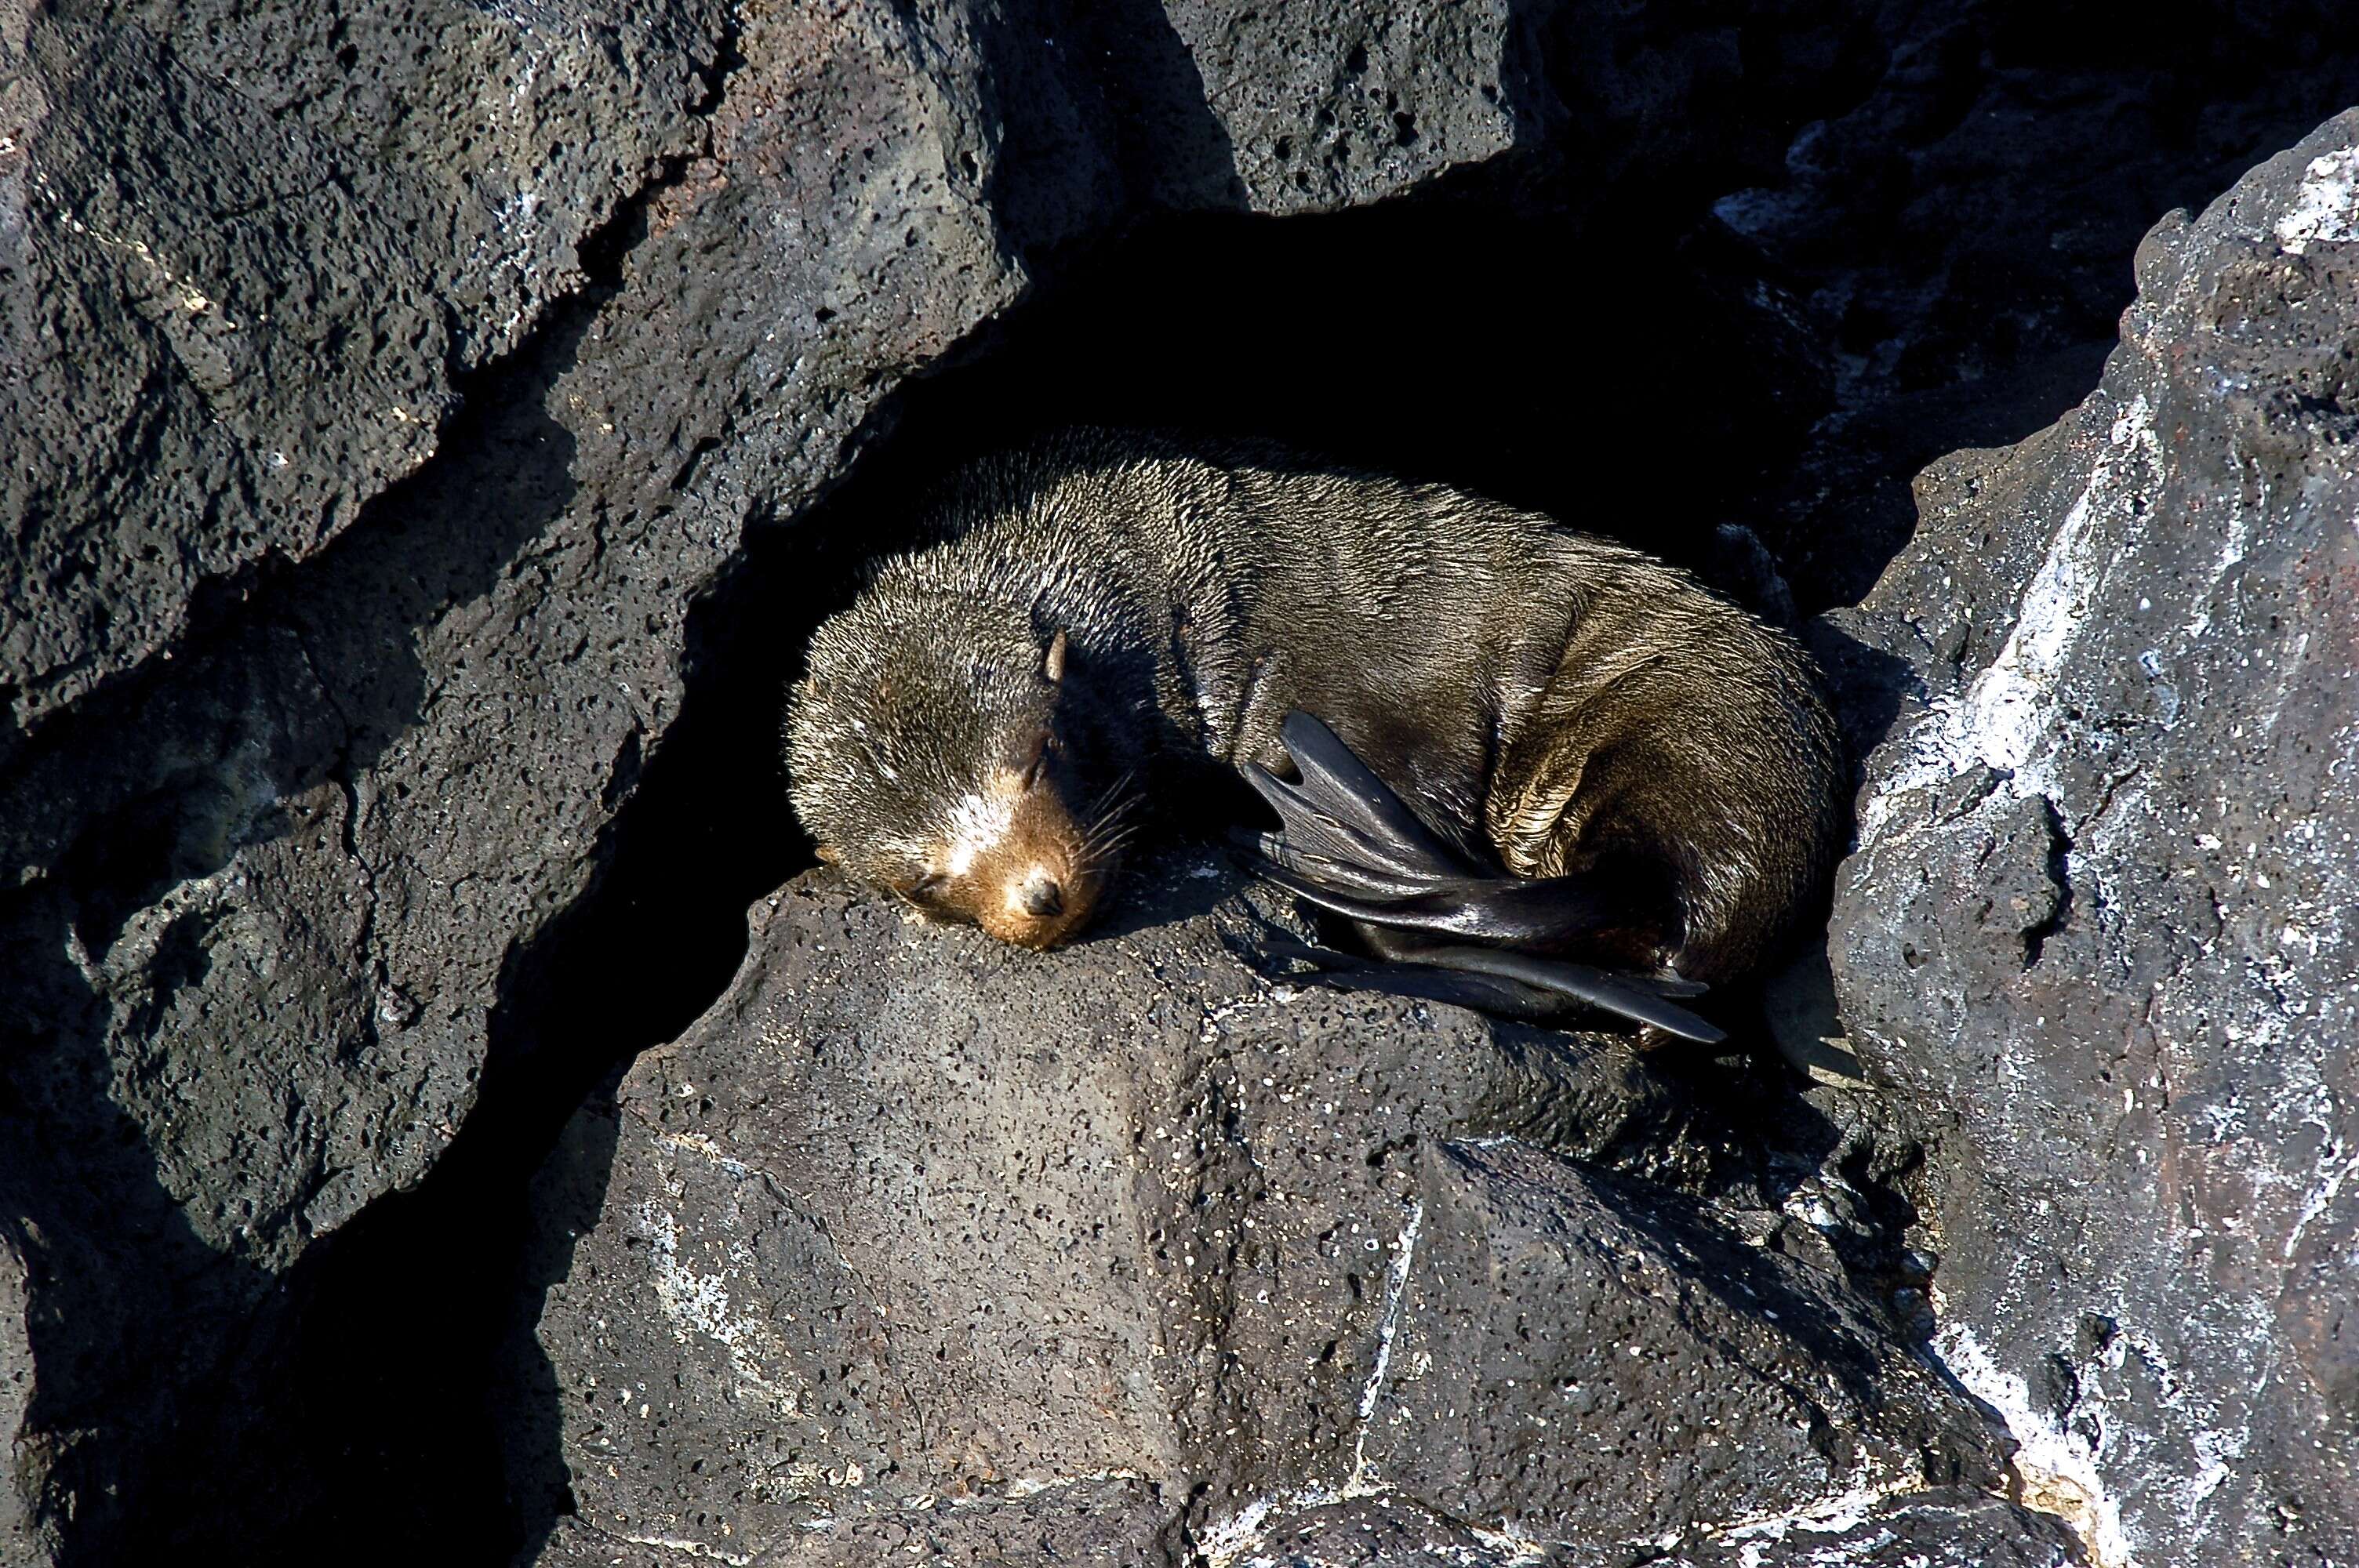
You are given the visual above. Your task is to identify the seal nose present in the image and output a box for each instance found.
[1019,869,1064,919]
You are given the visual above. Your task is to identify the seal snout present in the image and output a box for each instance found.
[1017,868,1065,919]
[918,769,1107,950]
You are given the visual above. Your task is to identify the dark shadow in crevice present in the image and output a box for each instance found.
[255,463,837,1564]
[0,260,595,1568]
[804,198,1834,582]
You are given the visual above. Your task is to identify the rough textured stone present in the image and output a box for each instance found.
[0,1,1581,1556]
[0,0,731,746]
[1830,110,2359,1566]
[517,862,2007,1566]
[751,1479,1180,1567]
[0,1231,40,1566]
[1667,1486,2084,1567]
[1164,2,1547,217]
[11,2,2359,1563]
[1358,1138,1994,1543]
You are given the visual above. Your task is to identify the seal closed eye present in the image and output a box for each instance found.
[784,427,1845,1041]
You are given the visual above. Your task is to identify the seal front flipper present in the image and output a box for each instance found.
[1241,718,1472,887]
[1270,710,1467,877]
[1245,710,1624,947]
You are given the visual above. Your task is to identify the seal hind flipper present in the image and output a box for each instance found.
[1388,946,1725,1043]
[1274,711,1468,877]
[1318,965,1567,1020]
[1250,707,1723,1042]
[1263,914,1723,1040]
[1255,859,1624,947]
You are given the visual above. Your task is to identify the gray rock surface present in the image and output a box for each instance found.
[0,0,1579,1556]
[1164,2,1547,216]
[0,1232,38,1566]
[515,863,2029,1566]
[0,0,731,746]
[1830,109,2359,1566]
[1667,1486,2083,1568]
[1202,1486,2080,1567]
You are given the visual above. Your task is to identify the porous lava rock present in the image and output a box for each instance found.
[0,1234,37,1566]
[9,0,2358,1562]
[0,0,1594,1555]
[1830,108,2359,1566]
[512,862,2046,1566]
[0,0,733,746]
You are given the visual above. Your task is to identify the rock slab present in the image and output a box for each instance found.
[1831,108,2359,1566]
[516,864,2054,1565]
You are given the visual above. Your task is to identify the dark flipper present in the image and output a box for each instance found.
[1247,708,1719,1042]
[1318,964,1567,1021]
[1274,711,1468,877]
[1256,858,1623,946]
[1393,946,1725,1043]
[1242,738,1469,887]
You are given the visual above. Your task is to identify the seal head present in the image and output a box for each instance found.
[787,593,1107,949]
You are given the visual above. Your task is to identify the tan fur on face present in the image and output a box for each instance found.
[925,770,1104,949]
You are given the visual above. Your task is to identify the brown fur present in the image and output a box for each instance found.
[787,430,1842,985]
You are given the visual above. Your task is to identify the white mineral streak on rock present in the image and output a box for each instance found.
[1001,1468,1144,1499]
[638,1203,732,1343]
[2284,1145,2359,1264]
[613,1530,754,1565]
[1932,1321,2130,1568]
[1464,1520,1553,1565]
[1703,1481,1906,1553]
[1199,1486,1550,1568]
[1200,1199,1547,1568]
[1857,395,2157,842]
[1196,1487,1330,1568]
[1356,1200,1425,1426]
[650,1128,754,1177]
[631,1197,805,1418]
[2272,147,2359,253]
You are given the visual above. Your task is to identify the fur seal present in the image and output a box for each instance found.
[785,429,1843,1040]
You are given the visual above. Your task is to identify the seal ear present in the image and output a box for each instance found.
[1043,628,1068,684]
